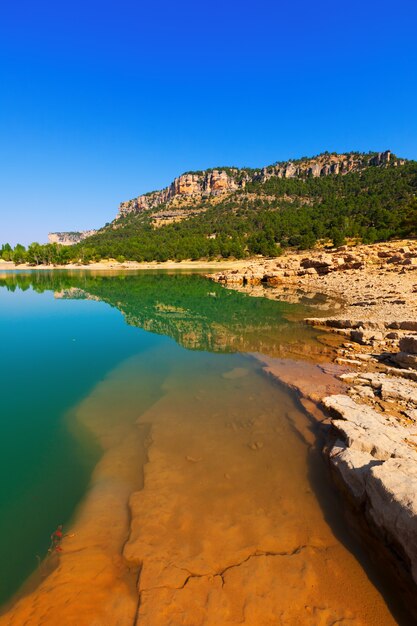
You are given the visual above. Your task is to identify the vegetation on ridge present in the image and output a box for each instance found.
[2,155,417,265]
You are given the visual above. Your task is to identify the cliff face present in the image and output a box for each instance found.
[118,150,400,219]
[48,230,97,246]
[118,169,240,217]
[258,150,394,181]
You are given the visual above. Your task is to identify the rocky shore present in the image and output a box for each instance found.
[210,240,417,599]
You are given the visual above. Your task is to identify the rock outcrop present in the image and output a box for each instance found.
[118,150,399,218]
[118,169,240,217]
[301,303,417,587]
[256,150,392,182]
[48,230,97,246]
[323,379,417,587]
[212,240,417,292]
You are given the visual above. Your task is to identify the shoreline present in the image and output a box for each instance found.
[0,259,249,272]
[210,238,417,605]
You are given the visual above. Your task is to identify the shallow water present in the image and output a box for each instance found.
[0,271,411,624]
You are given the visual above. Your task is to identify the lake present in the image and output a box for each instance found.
[0,271,410,625]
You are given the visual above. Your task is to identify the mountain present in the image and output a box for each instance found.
[66,149,415,262]
[3,150,416,264]
[117,150,397,219]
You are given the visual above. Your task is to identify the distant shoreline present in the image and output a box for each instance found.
[0,259,248,272]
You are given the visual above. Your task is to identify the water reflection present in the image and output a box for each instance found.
[0,270,339,360]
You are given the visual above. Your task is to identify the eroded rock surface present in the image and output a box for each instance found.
[323,390,417,586]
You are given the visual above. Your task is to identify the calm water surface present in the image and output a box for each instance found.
[0,271,411,623]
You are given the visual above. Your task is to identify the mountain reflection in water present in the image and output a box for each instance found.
[0,270,338,360]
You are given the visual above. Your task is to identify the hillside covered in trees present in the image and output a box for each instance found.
[2,152,417,265]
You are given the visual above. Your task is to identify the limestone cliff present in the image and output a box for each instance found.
[118,150,400,219]
[48,230,97,246]
[118,169,240,217]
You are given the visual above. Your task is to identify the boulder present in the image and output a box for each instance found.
[300,255,333,275]
[392,352,417,370]
[329,440,377,501]
[355,372,417,405]
[387,255,404,264]
[388,321,417,331]
[399,335,417,355]
[350,328,384,345]
[323,394,417,462]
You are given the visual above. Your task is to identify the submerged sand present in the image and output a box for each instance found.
[0,348,401,625]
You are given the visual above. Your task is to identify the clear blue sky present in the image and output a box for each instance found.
[1,0,416,245]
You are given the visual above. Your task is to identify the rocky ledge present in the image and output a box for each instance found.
[324,382,417,585]
[308,327,417,590]
[211,239,417,596]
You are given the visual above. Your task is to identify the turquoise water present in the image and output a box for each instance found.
[0,270,324,605]
[0,278,163,603]
[0,271,411,624]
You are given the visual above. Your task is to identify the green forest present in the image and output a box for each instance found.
[2,158,417,265]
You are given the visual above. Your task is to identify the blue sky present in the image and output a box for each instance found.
[1,0,416,245]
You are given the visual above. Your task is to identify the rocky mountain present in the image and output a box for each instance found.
[37,149,415,264]
[118,169,241,217]
[117,150,399,219]
[48,230,97,246]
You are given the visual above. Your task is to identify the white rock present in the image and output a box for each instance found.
[324,393,417,585]
[367,459,417,583]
